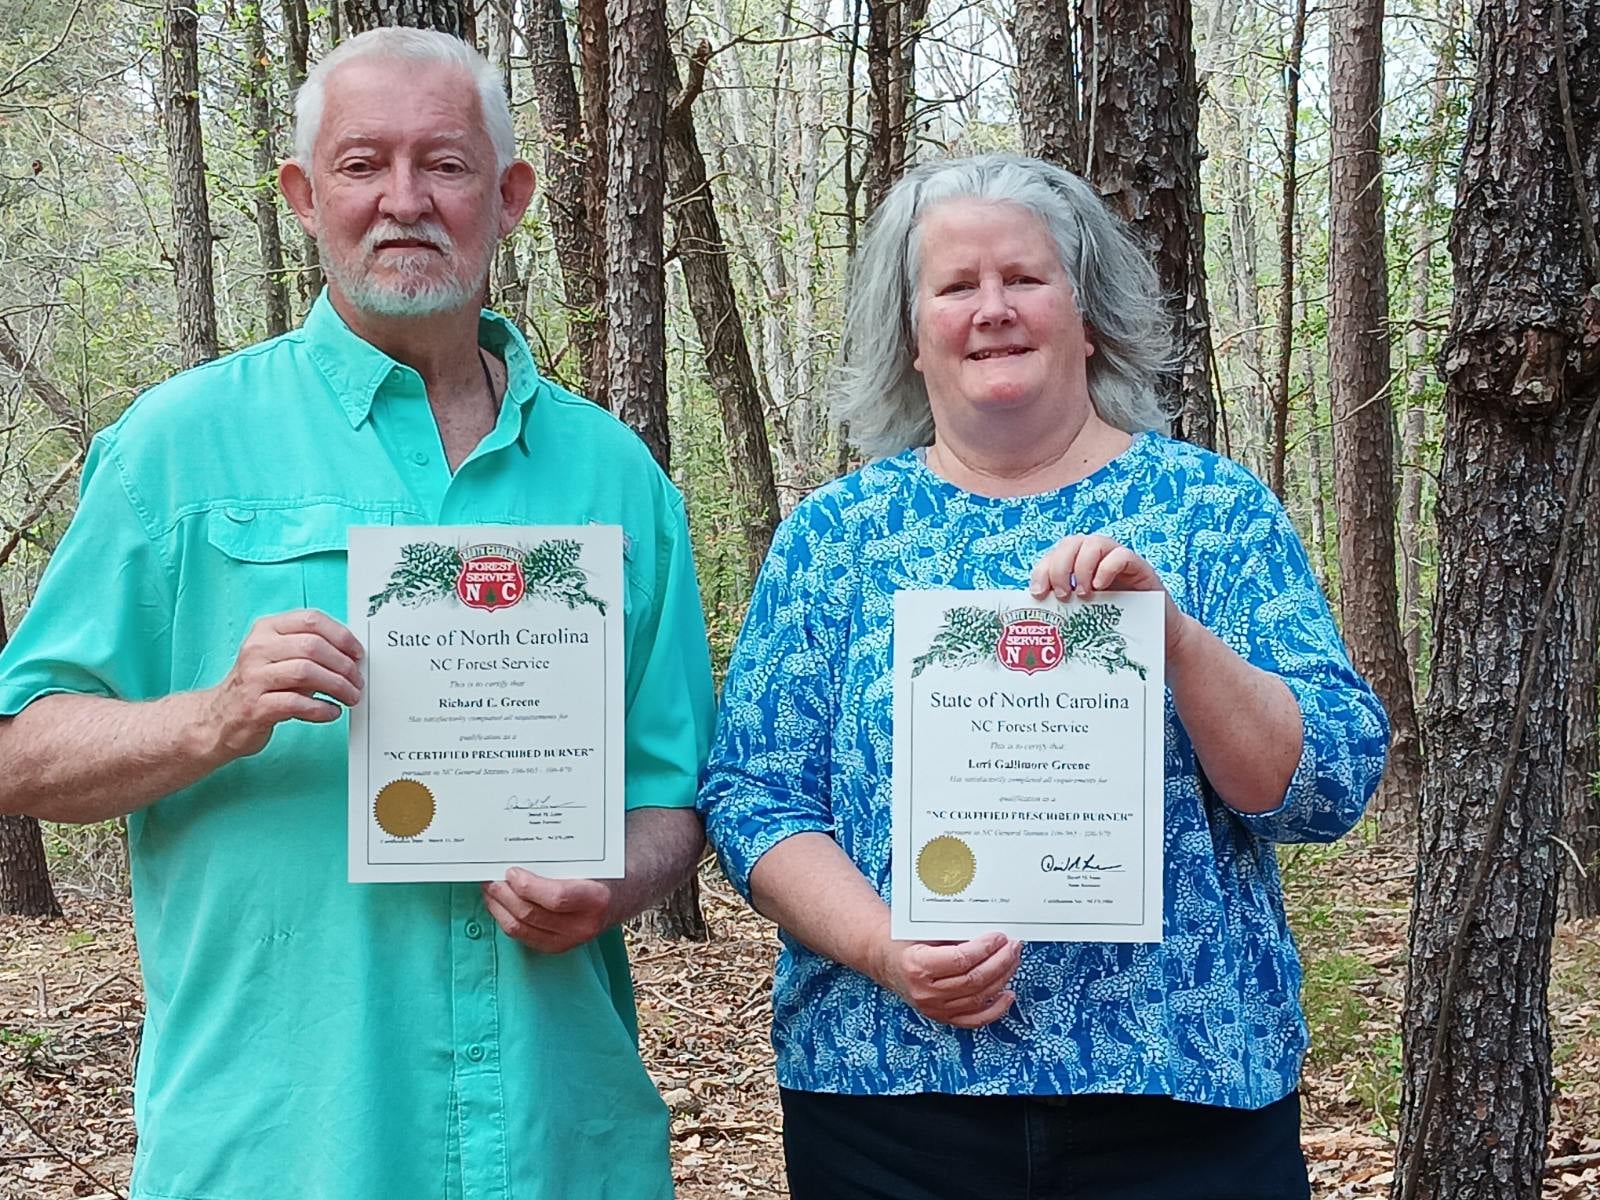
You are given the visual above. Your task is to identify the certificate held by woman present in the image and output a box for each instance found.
[892,589,1164,941]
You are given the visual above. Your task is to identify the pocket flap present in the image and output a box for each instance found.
[206,503,397,563]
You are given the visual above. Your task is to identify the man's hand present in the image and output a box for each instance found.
[870,932,1023,1029]
[482,868,617,954]
[200,610,365,761]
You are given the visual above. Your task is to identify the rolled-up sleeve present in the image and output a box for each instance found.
[0,434,175,714]
[621,485,715,811]
[698,519,837,898]
[1201,500,1389,843]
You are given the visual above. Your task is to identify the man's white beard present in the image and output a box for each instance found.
[321,218,496,319]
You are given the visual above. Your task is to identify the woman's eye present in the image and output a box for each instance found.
[937,281,975,296]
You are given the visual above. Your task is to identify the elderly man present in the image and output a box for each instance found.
[0,28,712,1200]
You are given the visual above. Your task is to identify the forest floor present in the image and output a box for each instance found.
[1,830,1597,1199]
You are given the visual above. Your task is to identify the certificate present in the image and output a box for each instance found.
[891,590,1165,941]
[346,525,624,883]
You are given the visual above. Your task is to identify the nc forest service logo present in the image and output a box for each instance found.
[911,602,1147,680]
[995,613,1063,674]
[456,547,524,612]
[367,538,607,618]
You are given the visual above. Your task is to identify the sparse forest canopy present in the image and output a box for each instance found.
[1,0,1597,1197]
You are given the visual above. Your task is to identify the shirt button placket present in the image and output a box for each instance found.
[450,884,509,1200]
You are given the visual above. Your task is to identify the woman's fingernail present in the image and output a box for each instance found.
[1068,573,1077,591]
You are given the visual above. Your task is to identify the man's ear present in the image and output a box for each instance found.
[498,161,537,238]
[279,160,317,239]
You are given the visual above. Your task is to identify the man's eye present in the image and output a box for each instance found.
[341,160,376,175]
[434,160,467,174]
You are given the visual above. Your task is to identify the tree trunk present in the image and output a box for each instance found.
[664,44,781,580]
[1327,0,1423,827]
[527,0,604,389]
[340,0,467,35]
[863,0,926,214]
[1394,0,1600,1193]
[1560,450,1600,921]
[1085,0,1216,447]
[604,0,669,466]
[243,0,290,338]
[1013,0,1082,169]
[284,0,323,310]
[0,601,62,918]
[161,0,219,366]
[577,0,613,408]
[1269,0,1306,498]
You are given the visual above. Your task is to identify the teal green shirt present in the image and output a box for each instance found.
[0,295,715,1200]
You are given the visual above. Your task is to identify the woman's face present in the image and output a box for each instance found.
[912,198,1094,430]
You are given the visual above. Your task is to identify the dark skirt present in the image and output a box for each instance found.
[780,1088,1311,1200]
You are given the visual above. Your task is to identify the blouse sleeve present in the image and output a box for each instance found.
[1196,492,1390,843]
[697,514,839,898]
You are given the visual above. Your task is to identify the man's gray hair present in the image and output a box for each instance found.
[292,27,516,171]
[833,154,1175,457]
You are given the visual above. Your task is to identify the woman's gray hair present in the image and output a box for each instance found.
[292,27,516,172]
[833,154,1175,457]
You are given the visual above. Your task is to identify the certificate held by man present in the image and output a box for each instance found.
[347,525,624,883]
[891,590,1165,941]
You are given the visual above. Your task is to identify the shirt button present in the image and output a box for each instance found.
[466,1044,485,1063]
[224,507,254,523]
[465,921,484,939]
[411,450,429,465]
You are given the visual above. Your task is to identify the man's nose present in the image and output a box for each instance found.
[379,162,432,224]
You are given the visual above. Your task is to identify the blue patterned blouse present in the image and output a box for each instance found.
[698,432,1388,1109]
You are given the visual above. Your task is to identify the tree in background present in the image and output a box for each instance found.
[1327,0,1423,826]
[0,605,61,918]
[161,0,218,365]
[1395,0,1600,1192]
[1083,0,1217,446]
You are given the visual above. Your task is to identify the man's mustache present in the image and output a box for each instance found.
[362,220,455,258]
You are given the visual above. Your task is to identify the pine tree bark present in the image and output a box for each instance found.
[161,0,219,366]
[284,0,323,310]
[574,0,613,408]
[340,0,467,35]
[0,601,61,918]
[527,0,604,389]
[1085,0,1216,447]
[862,0,927,214]
[604,0,669,467]
[664,44,780,579]
[1328,0,1423,827]
[1013,0,1082,169]
[243,0,290,338]
[1394,0,1600,1192]
[1268,0,1306,498]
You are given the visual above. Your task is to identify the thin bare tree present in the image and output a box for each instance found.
[161,0,219,365]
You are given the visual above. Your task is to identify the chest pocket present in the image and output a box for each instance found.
[204,503,400,633]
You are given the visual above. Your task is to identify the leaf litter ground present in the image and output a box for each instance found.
[2,833,1596,1198]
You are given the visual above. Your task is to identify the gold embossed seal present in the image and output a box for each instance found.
[374,779,435,838]
[916,835,976,896]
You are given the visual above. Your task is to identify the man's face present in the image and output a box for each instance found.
[296,57,509,319]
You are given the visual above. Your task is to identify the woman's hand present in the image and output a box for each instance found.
[869,933,1023,1028]
[1029,534,1193,657]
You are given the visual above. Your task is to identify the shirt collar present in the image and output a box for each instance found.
[301,290,544,442]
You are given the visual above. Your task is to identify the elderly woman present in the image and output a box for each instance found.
[698,154,1387,1199]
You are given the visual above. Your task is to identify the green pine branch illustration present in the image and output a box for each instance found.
[911,601,1147,679]
[367,542,460,615]
[1059,605,1147,680]
[911,606,1003,676]
[519,539,607,615]
[367,538,607,616]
